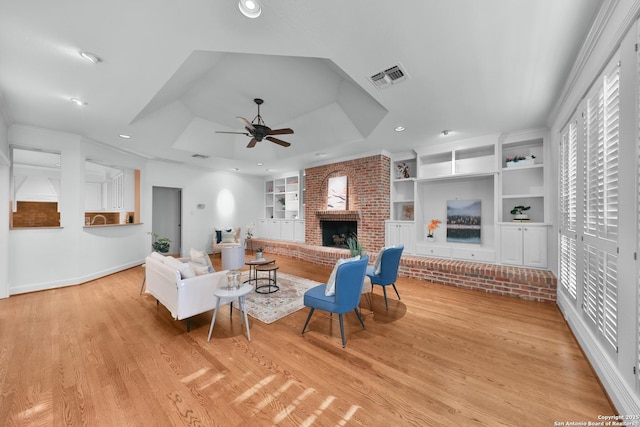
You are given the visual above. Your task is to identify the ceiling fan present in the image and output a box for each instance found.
[216,98,294,148]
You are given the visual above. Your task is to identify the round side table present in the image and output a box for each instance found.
[207,283,252,342]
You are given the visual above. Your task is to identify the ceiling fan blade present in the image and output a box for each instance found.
[267,128,294,135]
[236,116,255,132]
[247,138,258,148]
[266,136,291,147]
[215,131,250,135]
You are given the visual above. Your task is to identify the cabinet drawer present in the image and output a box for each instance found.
[451,248,495,263]
[416,244,452,258]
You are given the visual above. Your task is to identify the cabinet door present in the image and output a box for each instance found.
[523,226,547,268]
[385,221,415,254]
[281,220,294,241]
[267,220,281,239]
[256,219,267,238]
[500,225,523,265]
[294,220,305,242]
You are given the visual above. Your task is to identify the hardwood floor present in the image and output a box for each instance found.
[0,253,614,426]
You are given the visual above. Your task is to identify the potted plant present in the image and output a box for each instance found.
[505,154,536,168]
[256,247,264,259]
[510,205,531,220]
[427,219,441,239]
[346,234,364,257]
[149,232,171,253]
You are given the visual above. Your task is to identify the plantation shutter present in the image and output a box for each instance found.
[559,120,578,300]
[584,84,603,236]
[602,64,619,241]
[560,234,577,299]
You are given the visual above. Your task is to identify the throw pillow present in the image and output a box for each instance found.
[149,252,166,262]
[164,256,196,279]
[325,255,361,296]
[221,229,236,244]
[189,262,212,276]
[190,248,212,267]
[373,246,387,275]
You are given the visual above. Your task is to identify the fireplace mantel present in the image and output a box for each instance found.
[315,210,361,220]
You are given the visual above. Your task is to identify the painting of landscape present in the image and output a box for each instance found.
[446,199,481,243]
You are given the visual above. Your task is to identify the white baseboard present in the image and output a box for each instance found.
[557,294,640,415]
[9,259,145,295]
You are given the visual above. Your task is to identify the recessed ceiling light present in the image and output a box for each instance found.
[394,126,405,132]
[233,168,239,171]
[70,98,86,106]
[442,130,452,136]
[118,134,131,139]
[257,162,263,166]
[79,51,102,64]
[315,152,327,157]
[238,0,261,18]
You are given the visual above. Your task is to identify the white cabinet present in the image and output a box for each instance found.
[280,220,295,241]
[499,224,548,268]
[385,221,415,254]
[294,220,305,242]
[256,218,304,242]
[256,219,267,238]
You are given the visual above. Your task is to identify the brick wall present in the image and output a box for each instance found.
[305,154,390,253]
[11,201,60,227]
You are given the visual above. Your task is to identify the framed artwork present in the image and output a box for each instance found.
[327,176,347,210]
[446,199,481,243]
[401,204,414,220]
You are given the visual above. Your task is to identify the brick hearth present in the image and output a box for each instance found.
[247,239,556,302]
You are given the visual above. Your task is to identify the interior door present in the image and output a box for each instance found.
[152,186,182,256]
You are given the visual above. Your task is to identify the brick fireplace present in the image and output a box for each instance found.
[305,154,390,253]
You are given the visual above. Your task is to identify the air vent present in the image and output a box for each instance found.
[153,157,185,165]
[192,154,209,159]
[369,63,409,90]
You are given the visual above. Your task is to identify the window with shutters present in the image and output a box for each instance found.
[579,53,620,353]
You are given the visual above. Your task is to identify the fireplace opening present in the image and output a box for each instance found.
[321,220,357,248]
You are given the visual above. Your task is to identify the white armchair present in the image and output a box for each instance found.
[212,226,242,255]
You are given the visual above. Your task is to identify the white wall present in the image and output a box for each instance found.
[144,160,263,256]
[5,124,263,295]
[0,108,9,298]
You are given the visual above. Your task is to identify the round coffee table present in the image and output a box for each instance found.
[244,257,275,286]
[255,264,279,294]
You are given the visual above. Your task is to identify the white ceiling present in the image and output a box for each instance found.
[0,0,603,175]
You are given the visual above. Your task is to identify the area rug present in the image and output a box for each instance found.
[237,271,321,324]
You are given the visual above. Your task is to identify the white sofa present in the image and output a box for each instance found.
[144,251,229,331]
[212,226,242,255]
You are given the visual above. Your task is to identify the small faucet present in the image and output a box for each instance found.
[91,214,107,225]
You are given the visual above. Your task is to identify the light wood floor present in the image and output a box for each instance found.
[0,253,614,426]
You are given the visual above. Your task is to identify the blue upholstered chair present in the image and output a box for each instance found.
[301,256,369,348]
[366,245,404,310]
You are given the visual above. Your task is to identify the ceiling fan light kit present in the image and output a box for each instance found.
[216,98,293,148]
